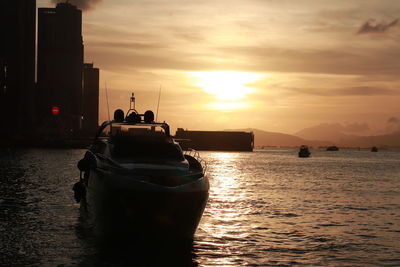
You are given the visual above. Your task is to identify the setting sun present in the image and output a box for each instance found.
[208,101,249,111]
[190,71,263,101]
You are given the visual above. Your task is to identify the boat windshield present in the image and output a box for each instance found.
[95,122,181,161]
[98,123,168,138]
[110,135,185,161]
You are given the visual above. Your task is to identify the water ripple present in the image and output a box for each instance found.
[1,148,400,266]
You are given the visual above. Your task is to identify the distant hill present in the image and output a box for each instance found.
[295,123,348,143]
[295,123,400,148]
[228,128,332,147]
[228,128,400,148]
[335,131,400,148]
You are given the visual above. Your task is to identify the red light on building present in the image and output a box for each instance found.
[51,106,60,115]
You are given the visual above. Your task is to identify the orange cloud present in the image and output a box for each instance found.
[357,18,399,34]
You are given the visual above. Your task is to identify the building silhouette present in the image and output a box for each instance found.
[83,63,100,136]
[175,129,254,151]
[37,2,84,136]
[0,0,36,138]
[0,1,99,143]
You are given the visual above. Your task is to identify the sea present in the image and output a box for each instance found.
[1,148,399,266]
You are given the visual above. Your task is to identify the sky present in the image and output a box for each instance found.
[37,0,400,134]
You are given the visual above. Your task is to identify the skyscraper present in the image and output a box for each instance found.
[37,2,84,136]
[0,0,36,138]
[83,63,100,136]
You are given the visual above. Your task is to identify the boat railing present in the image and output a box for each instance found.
[184,148,207,173]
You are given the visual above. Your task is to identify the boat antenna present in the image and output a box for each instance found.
[156,85,162,121]
[130,92,135,110]
[105,81,111,122]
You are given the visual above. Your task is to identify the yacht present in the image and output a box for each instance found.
[326,146,339,151]
[74,94,209,240]
[298,145,311,157]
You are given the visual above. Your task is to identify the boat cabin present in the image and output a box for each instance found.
[91,109,185,164]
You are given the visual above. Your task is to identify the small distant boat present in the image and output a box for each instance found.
[371,146,378,152]
[326,146,339,151]
[298,145,311,158]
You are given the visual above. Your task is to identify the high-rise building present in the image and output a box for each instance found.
[82,63,100,136]
[37,2,84,136]
[0,0,36,138]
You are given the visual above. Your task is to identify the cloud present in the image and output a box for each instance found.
[51,0,102,11]
[218,45,400,77]
[387,116,400,124]
[357,18,399,34]
[386,116,400,133]
[336,86,397,96]
[88,41,166,50]
[282,86,397,97]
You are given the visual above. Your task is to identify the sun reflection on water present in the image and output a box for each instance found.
[207,152,245,203]
[195,152,254,265]
[195,151,295,266]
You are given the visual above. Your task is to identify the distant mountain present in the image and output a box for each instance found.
[295,123,353,143]
[336,131,400,148]
[228,127,400,148]
[295,123,400,148]
[228,128,332,147]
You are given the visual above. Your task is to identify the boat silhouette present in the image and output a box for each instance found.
[74,94,209,241]
[298,145,311,157]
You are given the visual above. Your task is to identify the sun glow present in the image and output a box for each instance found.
[191,71,263,101]
[208,101,249,110]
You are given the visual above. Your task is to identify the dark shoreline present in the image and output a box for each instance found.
[2,138,400,151]
[0,137,93,149]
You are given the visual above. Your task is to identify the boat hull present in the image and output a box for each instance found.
[298,151,310,157]
[83,167,209,240]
